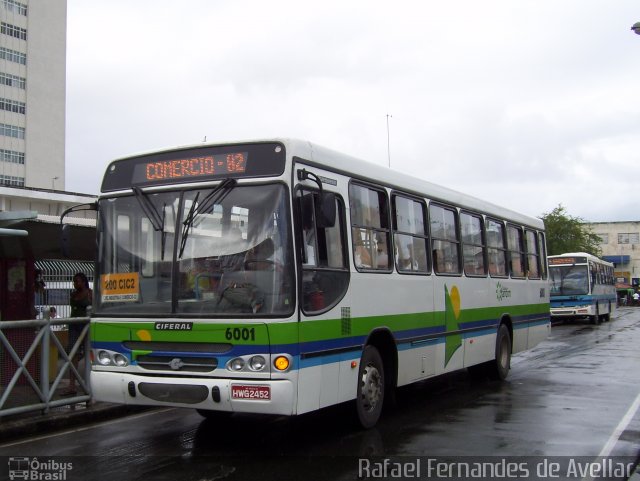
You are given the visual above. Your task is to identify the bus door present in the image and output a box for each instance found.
[294,167,351,413]
[389,192,437,383]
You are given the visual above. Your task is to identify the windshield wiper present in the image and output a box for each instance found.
[178,178,237,258]
[133,186,168,260]
[178,191,200,260]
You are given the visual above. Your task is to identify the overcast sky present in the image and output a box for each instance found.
[65,1,640,222]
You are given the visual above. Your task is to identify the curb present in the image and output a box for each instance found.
[0,403,149,443]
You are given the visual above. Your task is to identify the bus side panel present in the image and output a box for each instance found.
[296,355,361,414]
[297,274,438,410]
[525,278,550,350]
[396,342,438,385]
[296,364,322,415]
[528,321,551,349]
[463,332,495,367]
[431,275,465,374]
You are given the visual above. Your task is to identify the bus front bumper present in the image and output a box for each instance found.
[550,306,593,317]
[90,371,295,415]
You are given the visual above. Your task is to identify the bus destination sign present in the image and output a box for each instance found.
[549,257,587,265]
[100,142,286,192]
[134,152,247,184]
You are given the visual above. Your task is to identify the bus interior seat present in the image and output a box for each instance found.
[218,269,280,313]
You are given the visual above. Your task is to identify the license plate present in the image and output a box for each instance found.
[231,384,271,400]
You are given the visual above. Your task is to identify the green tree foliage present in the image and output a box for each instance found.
[540,205,602,256]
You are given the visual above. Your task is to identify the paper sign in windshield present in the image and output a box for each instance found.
[101,273,140,302]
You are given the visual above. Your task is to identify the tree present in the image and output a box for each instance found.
[540,205,602,256]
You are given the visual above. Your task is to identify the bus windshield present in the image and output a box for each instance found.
[95,183,294,317]
[549,264,589,296]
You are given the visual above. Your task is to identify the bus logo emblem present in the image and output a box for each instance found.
[169,358,184,370]
[154,322,193,331]
[496,282,512,301]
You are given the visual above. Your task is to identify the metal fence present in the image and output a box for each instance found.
[35,259,94,319]
[0,316,91,418]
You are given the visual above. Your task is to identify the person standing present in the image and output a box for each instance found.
[62,272,92,396]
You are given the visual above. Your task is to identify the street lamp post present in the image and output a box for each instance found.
[51,176,59,190]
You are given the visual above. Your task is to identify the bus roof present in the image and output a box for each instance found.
[548,252,613,267]
[108,138,545,230]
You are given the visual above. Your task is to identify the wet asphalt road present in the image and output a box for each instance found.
[1,309,639,481]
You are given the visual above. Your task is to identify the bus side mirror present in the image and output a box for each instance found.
[59,201,98,258]
[300,192,336,229]
[316,193,336,228]
[61,224,71,258]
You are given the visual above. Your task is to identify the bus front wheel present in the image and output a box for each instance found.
[488,324,511,381]
[356,345,385,429]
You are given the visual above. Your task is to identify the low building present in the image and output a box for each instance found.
[585,221,640,286]
[0,184,96,321]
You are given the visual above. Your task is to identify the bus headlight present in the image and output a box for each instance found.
[97,350,111,366]
[226,355,269,372]
[94,349,129,367]
[228,358,245,371]
[249,355,266,371]
[114,354,129,367]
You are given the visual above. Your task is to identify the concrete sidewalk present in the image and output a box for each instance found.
[0,401,148,443]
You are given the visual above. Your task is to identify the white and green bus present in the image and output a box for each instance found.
[80,139,550,428]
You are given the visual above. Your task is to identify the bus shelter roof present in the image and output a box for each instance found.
[615,282,634,292]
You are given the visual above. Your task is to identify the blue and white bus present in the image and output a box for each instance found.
[549,252,616,324]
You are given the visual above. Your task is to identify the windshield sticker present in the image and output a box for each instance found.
[102,273,140,302]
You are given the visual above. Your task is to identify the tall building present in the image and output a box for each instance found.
[0,0,66,190]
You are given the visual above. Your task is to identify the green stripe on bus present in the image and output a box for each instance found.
[91,302,549,346]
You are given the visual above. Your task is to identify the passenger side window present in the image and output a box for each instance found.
[349,183,391,271]
[392,194,429,273]
[487,219,508,277]
[461,212,487,276]
[538,232,548,279]
[430,204,460,274]
[525,229,540,279]
[507,224,525,278]
[298,190,349,314]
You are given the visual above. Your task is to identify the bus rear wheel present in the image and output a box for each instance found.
[488,324,511,380]
[356,345,385,429]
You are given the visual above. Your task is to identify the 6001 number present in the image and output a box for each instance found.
[225,327,256,341]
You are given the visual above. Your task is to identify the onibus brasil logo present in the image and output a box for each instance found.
[8,457,73,480]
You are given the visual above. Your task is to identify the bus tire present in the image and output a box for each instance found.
[356,345,385,429]
[488,324,511,381]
